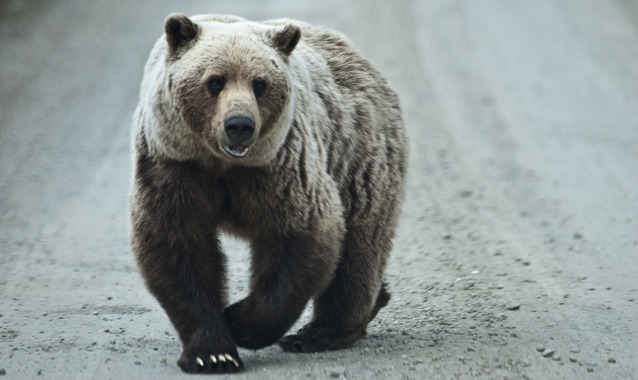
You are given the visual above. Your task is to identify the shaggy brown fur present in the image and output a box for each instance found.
[130,12,407,374]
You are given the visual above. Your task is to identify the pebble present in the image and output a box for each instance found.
[505,300,521,310]
[569,347,580,353]
[608,358,616,363]
[569,356,578,363]
[329,366,346,378]
[0,369,5,376]
[586,366,594,372]
[552,354,561,361]
[536,344,545,352]
[542,348,555,357]
[467,345,476,352]
[134,361,141,365]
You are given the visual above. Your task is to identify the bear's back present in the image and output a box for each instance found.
[265,19,406,215]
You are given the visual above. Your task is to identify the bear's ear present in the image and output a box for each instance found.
[268,23,301,57]
[164,13,198,53]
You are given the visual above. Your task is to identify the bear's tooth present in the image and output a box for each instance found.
[210,355,217,363]
[218,354,226,363]
[196,357,204,366]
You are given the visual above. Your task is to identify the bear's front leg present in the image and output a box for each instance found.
[224,229,342,349]
[131,157,243,373]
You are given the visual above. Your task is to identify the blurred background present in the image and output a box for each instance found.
[1,0,637,379]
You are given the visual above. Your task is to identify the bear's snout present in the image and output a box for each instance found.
[224,116,255,145]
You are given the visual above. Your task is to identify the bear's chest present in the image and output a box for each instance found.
[217,167,310,238]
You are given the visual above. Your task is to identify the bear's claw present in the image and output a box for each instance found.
[178,351,244,373]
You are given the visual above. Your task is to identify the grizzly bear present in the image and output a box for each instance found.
[129,12,407,374]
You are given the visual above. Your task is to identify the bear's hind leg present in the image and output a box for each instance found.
[278,285,390,353]
[279,225,396,353]
[224,229,342,350]
[280,156,404,353]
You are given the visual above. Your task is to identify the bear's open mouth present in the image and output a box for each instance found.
[223,145,250,158]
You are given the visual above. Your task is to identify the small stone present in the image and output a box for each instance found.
[92,311,99,315]
[542,348,555,357]
[329,366,346,378]
[569,347,580,353]
[492,251,503,256]
[159,358,166,364]
[442,233,451,239]
[505,300,521,310]
[467,345,476,352]
[552,354,561,361]
[0,369,6,376]
[574,232,582,239]
[134,361,141,365]
[569,356,578,363]
[536,344,545,352]
[588,287,595,291]
[522,260,530,266]
[608,358,616,363]
[586,366,594,372]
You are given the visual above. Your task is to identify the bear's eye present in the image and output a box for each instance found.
[207,77,225,96]
[253,80,267,97]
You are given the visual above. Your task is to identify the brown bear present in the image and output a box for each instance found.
[129,12,407,374]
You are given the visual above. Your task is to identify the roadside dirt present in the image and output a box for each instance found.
[1,0,637,379]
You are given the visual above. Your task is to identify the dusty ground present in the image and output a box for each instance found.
[1,0,637,379]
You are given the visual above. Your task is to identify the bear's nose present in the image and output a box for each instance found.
[224,116,255,145]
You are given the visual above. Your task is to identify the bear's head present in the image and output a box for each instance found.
[147,13,301,166]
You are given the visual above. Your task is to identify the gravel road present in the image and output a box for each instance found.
[1,0,637,379]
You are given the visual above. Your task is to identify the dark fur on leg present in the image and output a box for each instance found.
[131,155,243,373]
[279,283,390,353]
[225,231,341,349]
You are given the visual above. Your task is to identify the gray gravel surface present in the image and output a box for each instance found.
[1,0,638,379]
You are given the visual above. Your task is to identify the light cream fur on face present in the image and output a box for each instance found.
[135,15,298,168]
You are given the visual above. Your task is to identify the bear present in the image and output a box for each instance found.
[129,12,407,374]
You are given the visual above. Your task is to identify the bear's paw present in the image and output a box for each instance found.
[178,349,244,374]
[279,324,366,353]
